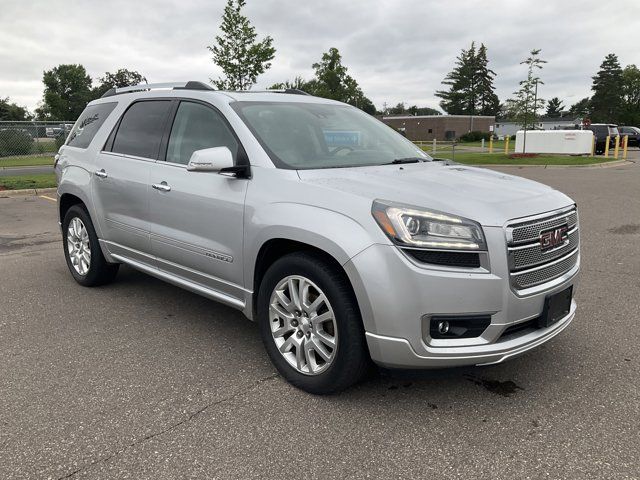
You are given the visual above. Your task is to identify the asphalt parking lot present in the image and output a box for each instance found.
[1,162,639,479]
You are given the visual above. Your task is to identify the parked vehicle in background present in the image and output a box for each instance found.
[46,123,73,138]
[618,126,640,147]
[54,82,580,394]
[584,124,619,154]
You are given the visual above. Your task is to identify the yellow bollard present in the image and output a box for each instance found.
[489,136,493,154]
[614,135,620,159]
[604,135,610,157]
[623,135,629,160]
[591,135,596,156]
[504,136,509,155]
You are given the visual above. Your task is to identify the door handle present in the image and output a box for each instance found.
[94,169,108,179]
[152,181,171,192]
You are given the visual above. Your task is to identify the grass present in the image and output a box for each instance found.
[0,155,55,167]
[427,151,618,165]
[0,173,57,190]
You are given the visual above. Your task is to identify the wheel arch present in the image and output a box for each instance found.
[250,236,364,322]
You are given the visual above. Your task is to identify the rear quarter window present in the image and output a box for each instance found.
[66,102,117,149]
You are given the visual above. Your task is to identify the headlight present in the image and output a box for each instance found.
[372,200,487,251]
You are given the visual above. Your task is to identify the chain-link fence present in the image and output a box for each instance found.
[0,121,75,164]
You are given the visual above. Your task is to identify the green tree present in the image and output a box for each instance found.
[436,42,499,116]
[207,0,275,90]
[475,44,500,116]
[407,105,441,116]
[619,64,640,126]
[590,53,624,123]
[387,102,406,115]
[545,97,564,117]
[92,68,147,98]
[269,76,308,91]
[271,48,377,115]
[0,97,31,120]
[304,48,377,114]
[508,49,546,128]
[568,97,592,118]
[36,64,93,120]
[507,49,547,152]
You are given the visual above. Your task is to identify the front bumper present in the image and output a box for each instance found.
[343,226,579,369]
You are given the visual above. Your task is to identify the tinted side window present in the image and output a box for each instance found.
[166,102,238,165]
[112,101,171,159]
[67,102,117,149]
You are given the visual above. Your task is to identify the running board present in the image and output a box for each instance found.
[110,253,245,311]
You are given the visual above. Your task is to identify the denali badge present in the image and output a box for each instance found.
[540,224,569,251]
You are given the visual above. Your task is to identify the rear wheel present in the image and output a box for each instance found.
[258,252,369,394]
[62,205,119,286]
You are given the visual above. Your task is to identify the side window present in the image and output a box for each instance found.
[166,102,238,165]
[66,102,117,149]
[112,100,171,159]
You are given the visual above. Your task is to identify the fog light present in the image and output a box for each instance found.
[428,315,492,339]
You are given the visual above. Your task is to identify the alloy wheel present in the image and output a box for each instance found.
[269,275,338,375]
[67,217,91,276]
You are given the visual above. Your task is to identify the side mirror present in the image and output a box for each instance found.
[187,147,234,172]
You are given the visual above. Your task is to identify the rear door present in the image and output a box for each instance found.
[92,99,172,265]
[148,100,249,302]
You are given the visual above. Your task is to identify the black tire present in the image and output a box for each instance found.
[257,252,370,394]
[62,205,119,287]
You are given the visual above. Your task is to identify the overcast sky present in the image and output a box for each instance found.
[1,0,638,113]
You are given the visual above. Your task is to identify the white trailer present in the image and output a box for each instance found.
[515,130,593,155]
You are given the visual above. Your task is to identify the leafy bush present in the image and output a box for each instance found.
[459,130,491,142]
[0,129,34,156]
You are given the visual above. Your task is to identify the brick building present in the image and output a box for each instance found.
[381,115,495,141]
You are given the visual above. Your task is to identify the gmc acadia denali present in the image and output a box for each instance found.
[55,81,580,394]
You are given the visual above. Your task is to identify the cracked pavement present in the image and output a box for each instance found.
[0,162,639,479]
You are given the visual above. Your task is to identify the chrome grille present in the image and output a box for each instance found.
[511,250,579,290]
[506,206,579,292]
[510,227,579,271]
[510,210,578,245]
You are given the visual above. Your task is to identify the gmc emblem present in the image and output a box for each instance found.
[540,224,569,251]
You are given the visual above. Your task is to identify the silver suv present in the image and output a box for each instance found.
[55,81,580,394]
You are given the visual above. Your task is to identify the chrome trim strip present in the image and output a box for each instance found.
[504,204,577,228]
[151,233,234,263]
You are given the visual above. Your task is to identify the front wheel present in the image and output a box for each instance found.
[257,252,369,394]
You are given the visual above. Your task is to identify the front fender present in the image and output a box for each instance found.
[244,202,378,291]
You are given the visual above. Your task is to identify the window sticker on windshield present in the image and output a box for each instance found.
[323,130,361,147]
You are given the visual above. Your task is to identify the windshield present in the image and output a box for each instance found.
[231,101,432,169]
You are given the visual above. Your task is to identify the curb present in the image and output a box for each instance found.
[0,187,57,198]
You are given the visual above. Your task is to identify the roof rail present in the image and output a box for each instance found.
[227,88,311,96]
[101,81,214,98]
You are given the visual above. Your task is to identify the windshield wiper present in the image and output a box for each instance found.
[388,157,426,165]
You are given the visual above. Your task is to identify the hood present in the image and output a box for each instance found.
[297,162,574,226]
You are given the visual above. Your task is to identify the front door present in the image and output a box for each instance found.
[148,101,248,302]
